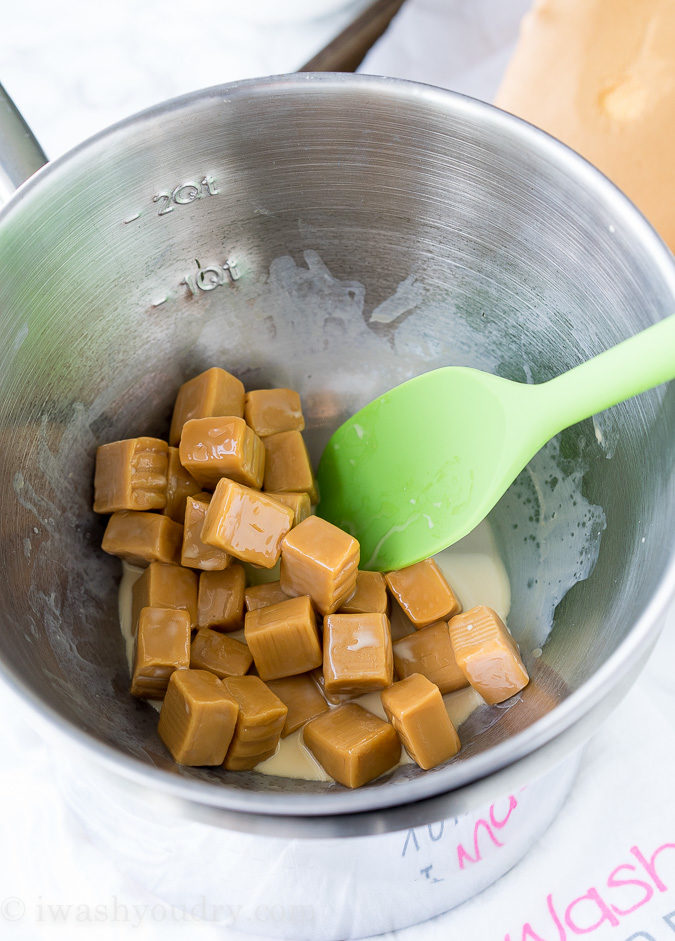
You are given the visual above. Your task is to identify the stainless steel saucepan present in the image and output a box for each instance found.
[0,73,672,936]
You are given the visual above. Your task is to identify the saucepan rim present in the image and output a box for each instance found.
[0,72,673,819]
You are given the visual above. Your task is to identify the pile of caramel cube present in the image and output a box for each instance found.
[93,367,529,788]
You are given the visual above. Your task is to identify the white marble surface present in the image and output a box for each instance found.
[0,0,371,161]
[1,2,674,939]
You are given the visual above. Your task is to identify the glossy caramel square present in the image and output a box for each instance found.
[179,416,264,490]
[162,446,201,523]
[102,510,182,566]
[381,674,461,770]
[310,668,354,706]
[245,595,322,681]
[266,674,328,737]
[265,491,312,526]
[393,620,468,693]
[448,605,529,704]
[221,676,288,770]
[169,366,245,446]
[158,669,239,765]
[197,565,246,632]
[131,606,191,698]
[181,493,230,571]
[303,703,400,788]
[280,516,359,615]
[93,437,168,513]
[244,581,289,612]
[201,478,294,568]
[339,571,388,615]
[244,388,305,437]
[190,628,252,678]
[262,431,317,503]
[323,612,393,696]
[131,561,198,632]
[385,559,461,628]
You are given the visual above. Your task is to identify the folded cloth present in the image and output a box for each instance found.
[495,0,675,254]
[359,0,532,102]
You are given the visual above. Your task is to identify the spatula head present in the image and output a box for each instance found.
[316,367,536,570]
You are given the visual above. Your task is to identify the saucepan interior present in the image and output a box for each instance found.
[0,74,672,821]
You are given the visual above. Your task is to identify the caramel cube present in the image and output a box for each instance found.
[280,516,359,616]
[131,561,198,632]
[310,668,353,706]
[303,703,401,788]
[393,620,469,694]
[197,565,246,632]
[323,612,393,696]
[267,674,329,737]
[181,493,230,571]
[158,669,239,765]
[169,366,245,446]
[131,606,191,698]
[381,674,461,770]
[339,571,388,615]
[102,511,182,567]
[385,559,462,628]
[448,605,529,705]
[221,676,288,770]
[179,416,264,490]
[163,446,201,523]
[245,595,322,681]
[244,581,289,612]
[201,478,294,568]
[244,388,305,437]
[262,430,318,503]
[93,437,168,513]
[190,628,252,678]
[266,491,312,526]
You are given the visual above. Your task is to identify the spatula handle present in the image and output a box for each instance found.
[538,313,675,433]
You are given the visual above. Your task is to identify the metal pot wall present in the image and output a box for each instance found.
[0,72,672,932]
[53,742,581,939]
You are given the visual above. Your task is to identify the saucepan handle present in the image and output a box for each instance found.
[0,83,48,207]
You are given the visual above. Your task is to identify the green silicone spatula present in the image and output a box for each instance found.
[316,314,675,571]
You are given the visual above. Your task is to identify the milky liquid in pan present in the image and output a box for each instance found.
[118,518,510,782]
